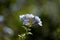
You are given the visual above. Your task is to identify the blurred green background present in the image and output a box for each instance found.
[0,0,60,40]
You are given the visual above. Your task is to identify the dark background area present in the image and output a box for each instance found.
[0,0,60,40]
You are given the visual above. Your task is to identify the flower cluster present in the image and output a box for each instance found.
[19,14,42,26]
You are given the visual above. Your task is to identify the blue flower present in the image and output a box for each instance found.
[25,14,34,19]
[38,22,42,26]
[19,14,42,26]
[3,26,14,35]
[20,15,25,21]
[23,19,29,26]
[34,16,42,26]
[34,16,41,22]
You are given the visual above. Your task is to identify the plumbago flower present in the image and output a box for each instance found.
[19,14,42,40]
[20,14,42,27]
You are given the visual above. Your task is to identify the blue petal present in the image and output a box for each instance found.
[20,15,25,21]
[23,20,29,25]
[38,22,42,26]
[34,16,41,23]
[25,14,34,19]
